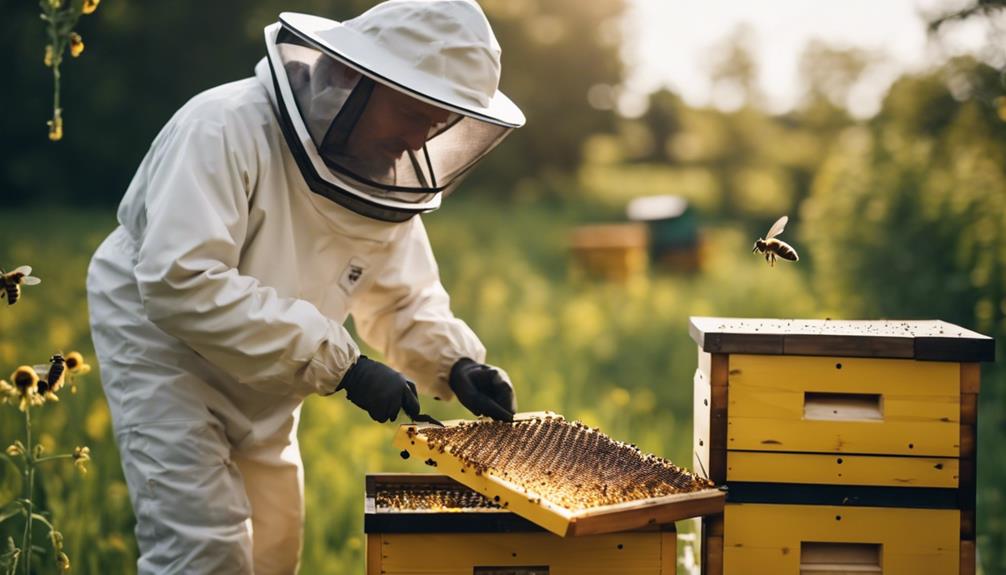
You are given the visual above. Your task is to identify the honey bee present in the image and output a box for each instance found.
[46,353,66,392]
[0,266,41,305]
[752,216,799,267]
[33,354,66,399]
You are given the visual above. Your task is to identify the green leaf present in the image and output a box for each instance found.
[0,457,20,509]
[0,537,18,575]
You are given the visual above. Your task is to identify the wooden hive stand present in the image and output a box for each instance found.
[688,317,994,575]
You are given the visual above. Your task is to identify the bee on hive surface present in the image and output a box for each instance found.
[752,216,799,267]
[0,265,41,305]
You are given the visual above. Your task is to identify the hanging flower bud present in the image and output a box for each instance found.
[0,379,16,405]
[82,0,100,15]
[49,0,62,8]
[73,446,91,474]
[48,110,63,142]
[44,45,54,67]
[69,33,84,58]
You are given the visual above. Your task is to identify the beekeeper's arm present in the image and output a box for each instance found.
[133,114,357,397]
[350,218,516,420]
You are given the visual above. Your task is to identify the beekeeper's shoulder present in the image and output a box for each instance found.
[168,77,275,142]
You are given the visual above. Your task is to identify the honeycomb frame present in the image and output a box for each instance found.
[393,412,724,536]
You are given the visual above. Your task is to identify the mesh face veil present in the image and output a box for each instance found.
[263,4,523,222]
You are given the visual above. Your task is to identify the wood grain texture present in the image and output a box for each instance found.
[380,532,665,574]
[693,366,711,481]
[961,509,975,541]
[726,451,959,488]
[689,317,994,361]
[961,540,976,575]
[960,363,981,394]
[568,490,725,536]
[661,529,677,575]
[723,503,959,574]
[366,534,382,575]
[709,354,729,483]
[702,535,722,575]
[727,355,960,456]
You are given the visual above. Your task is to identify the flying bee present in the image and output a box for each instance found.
[0,266,41,305]
[752,216,799,267]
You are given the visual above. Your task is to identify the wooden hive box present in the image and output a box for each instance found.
[568,223,649,282]
[366,473,679,575]
[689,317,994,575]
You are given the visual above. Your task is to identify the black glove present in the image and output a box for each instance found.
[449,358,517,422]
[337,356,421,423]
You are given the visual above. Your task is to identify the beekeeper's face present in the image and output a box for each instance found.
[344,84,453,172]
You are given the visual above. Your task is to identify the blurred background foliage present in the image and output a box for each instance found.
[2,0,1006,573]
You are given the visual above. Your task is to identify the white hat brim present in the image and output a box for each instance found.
[279,12,525,128]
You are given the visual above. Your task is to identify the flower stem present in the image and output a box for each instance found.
[34,454,71,464]
[20,408,32,575]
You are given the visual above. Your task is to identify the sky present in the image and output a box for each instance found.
[619,0,1002,118]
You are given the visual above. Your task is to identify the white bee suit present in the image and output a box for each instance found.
[86,57,491,575]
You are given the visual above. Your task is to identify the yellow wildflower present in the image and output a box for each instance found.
[72,446,90,474]
[44,45,54,67]
[69,33,84,58]
[65,351,91,393]
[83,0,100,15]
[11,366,40,411]
[49,0,62,8]
[57,551,71,573]
[5,442,24,457]
[65,352,91,376]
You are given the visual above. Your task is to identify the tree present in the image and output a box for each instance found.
[1,0,627,207]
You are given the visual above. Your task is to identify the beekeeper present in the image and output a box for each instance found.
[86,1,523,572]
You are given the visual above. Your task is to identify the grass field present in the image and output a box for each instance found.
[1,200,1003,574]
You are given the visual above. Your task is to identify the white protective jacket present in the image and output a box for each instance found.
[86,58,486,574]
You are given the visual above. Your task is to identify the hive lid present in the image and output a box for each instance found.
[392,412,725,537]
[689,316,995,362]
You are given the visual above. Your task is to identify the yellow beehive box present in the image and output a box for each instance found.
[365,473,678,575]
[689,317,994,575]
[568,223,649,282]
